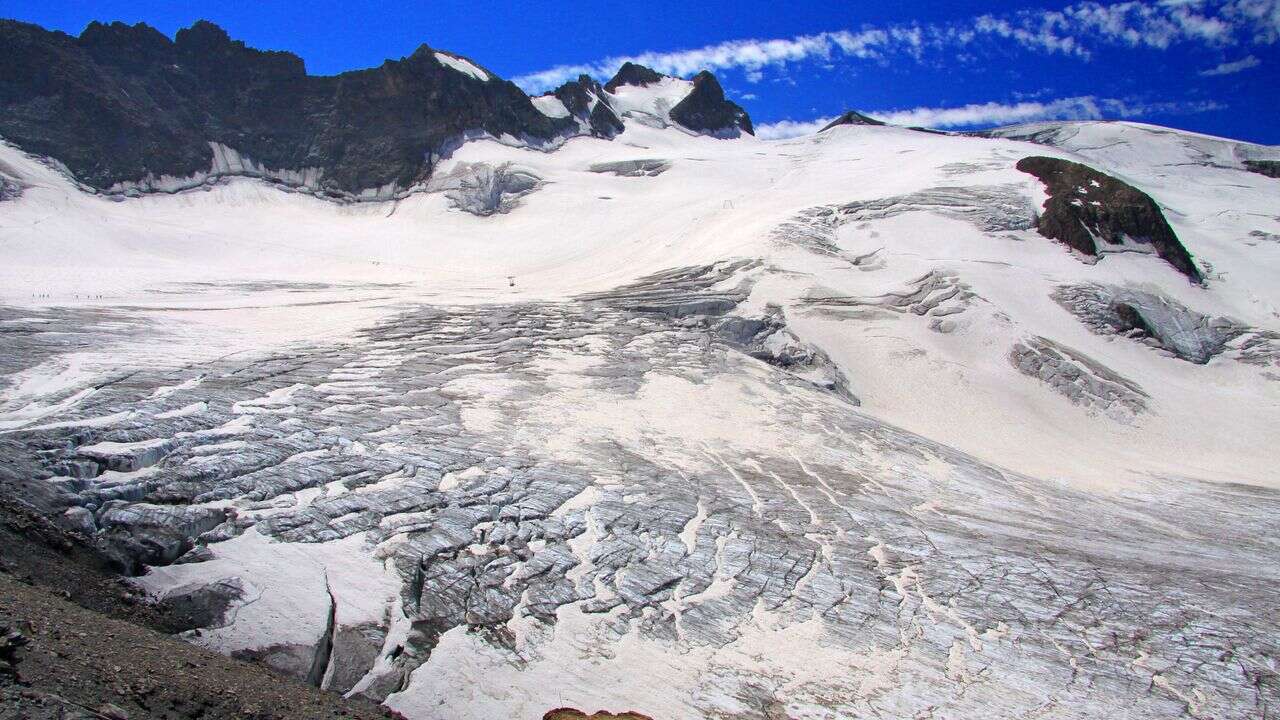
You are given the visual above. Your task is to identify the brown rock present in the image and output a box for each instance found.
[1016,155,1202,283]
[543,709,656,720]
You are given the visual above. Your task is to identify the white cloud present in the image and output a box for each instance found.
[877,96,1222,128]
[512,1,1280,93]
[753,95,1224,139]
[1224,0,1280,42]
[872,97,1106,128]
[1199,54,1263,73]
[512,31,890,92]
[754,117,839,139]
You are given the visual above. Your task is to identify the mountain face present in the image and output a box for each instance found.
[3,17,1280,720]
[602,61,665,92]
[0,20,572,195]
[668,70,753,138]
[551,75,625,139]
[0,20,751,198]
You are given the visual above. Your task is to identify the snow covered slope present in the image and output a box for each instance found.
[1,118,1278,719]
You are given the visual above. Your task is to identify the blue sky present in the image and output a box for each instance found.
[5,0,1278,143]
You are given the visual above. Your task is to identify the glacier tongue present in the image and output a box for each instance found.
[1,263,1275,720]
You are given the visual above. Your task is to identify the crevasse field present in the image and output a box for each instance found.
[2,78,1279,719]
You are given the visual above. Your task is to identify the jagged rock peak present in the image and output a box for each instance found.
[604,61,666,92]
[669,70,754,138]
[78,20,170,52]
[553,74,624,139]
[820,110,886,131]
[174,19,233,48]
[411,43,497,79]
[554,73,607,115]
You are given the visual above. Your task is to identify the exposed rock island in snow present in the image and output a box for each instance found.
[2,19,1280,720]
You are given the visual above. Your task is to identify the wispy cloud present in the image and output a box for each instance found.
[873,97,1112,128]
[754,95,1224,139]
[755,117,839,140]
[1199,54,1263,73]
[1226,0,1280,42]
[513,0,1280,92]
[511,30,885,92]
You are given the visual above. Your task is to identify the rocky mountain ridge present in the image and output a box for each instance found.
[0,19,753,199]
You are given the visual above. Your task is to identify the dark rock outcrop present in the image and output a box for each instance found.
[1244,159,1280,178]
[552,75,625,139]
[0,19,576,196]
[587,101,627,139]
[1016,156,1202,283]
[819,110,886,131]
[668,71,754,137]
[603,61,665,92]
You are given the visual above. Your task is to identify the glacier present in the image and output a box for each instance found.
[1,114,1279,719]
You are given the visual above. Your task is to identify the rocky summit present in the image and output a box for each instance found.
[1,14,1280,720]
[819,110,886,131]
[668,71,754,138]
